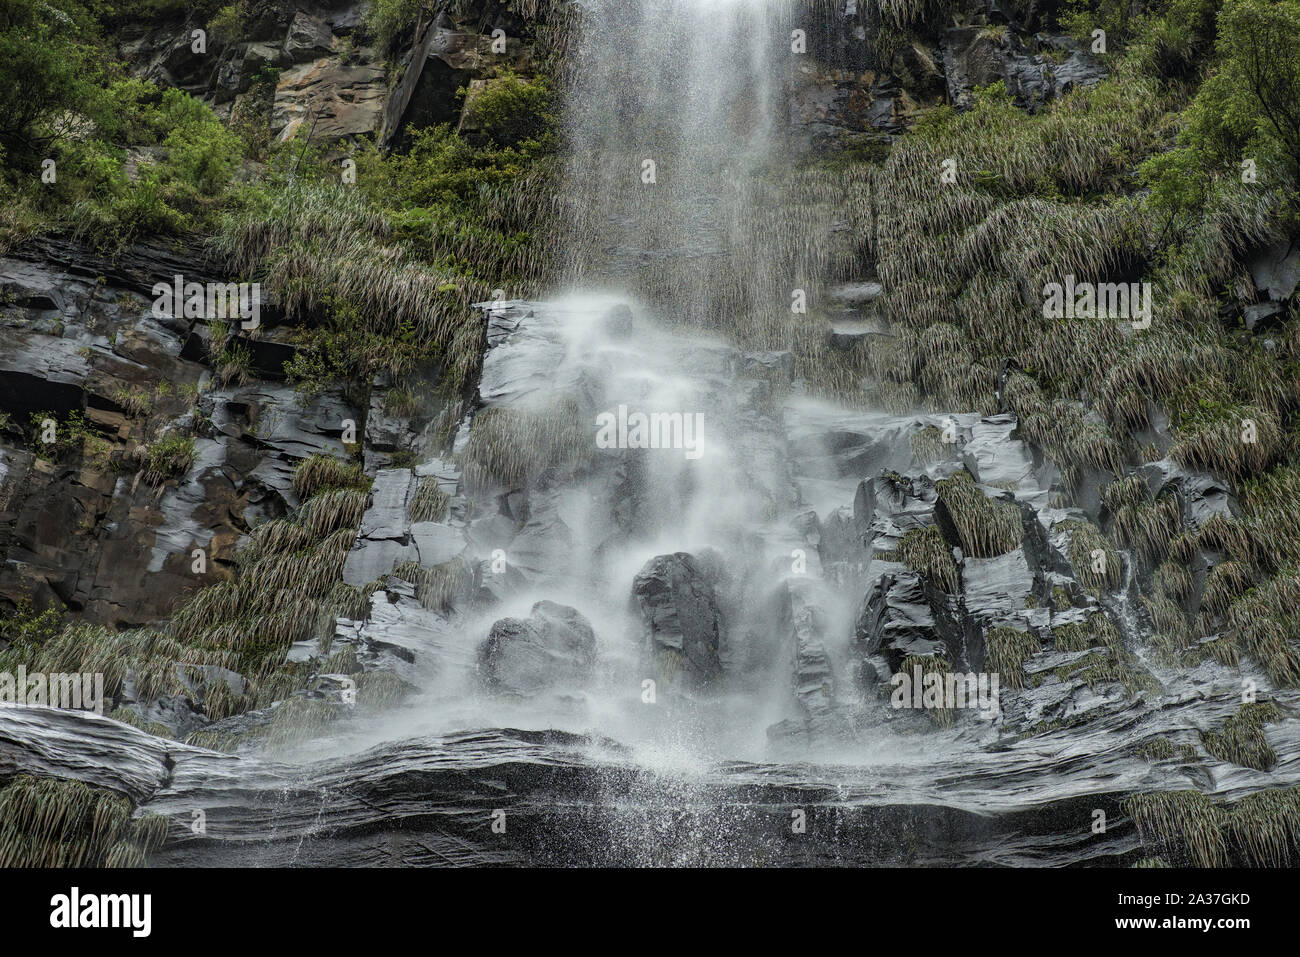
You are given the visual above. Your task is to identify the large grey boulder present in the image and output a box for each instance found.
[477,601,597,696]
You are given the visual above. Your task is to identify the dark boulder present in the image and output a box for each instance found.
[631,552,725,684]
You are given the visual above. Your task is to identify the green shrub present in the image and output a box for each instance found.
[362,0,424,55]
[459,73,557,149]
[142,432,196,485]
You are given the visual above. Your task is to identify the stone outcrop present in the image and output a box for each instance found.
[631,552,726,685]
[0,239,357,625]
[477,600,597,695]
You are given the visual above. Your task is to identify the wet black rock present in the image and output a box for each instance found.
[1135,459,1237,530]
[631,552,725,684]
[478,601,597,696]
[856,472,940,553]
[943,29,1106,112]
[854,570,949,670]
[781,578,851,736]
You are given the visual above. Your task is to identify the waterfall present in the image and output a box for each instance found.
[555,0,829,340]
[333,0,881,771]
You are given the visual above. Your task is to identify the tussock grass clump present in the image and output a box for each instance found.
[909,425,948,466]
[1196,514,1256,563]
[1223,567,1300,686]
[322,643,359,676]
[1201,561,1254,619]
[409,476,451,523]
[297,488,369,540]
[143,475,376,712]
[113,386,153,418]
[0,776,166,868]
[264,696,342,749]
[896,654,955,728]
[984,626,1040,689]
[292,454,369,501]
[1171,408,1281,485]
[107,707,175,739]
[141,432,196,487]
[356,670,410,708]
[183,730,245,753]
[1110,494,1183,569]
[1202,702,1284,771]
[1005,390,1126,483]
[1223,788,1300,867]
[935,470,1022,558]
[1136,738,1177,762]
[1142,593,1193,654]
[1128,786,1300,868]
[1061,520,1122,594]
[1241,466,1300,549]
[1053,613,1123,654]
[1101,475,1150,516]
[460,400,589,491]
[1153,560,1195,605]
[391,558,475,612]
[0,623,128,701]
[894,525,959,592]
[1197,635,1241,668]
[1053,649,1158,698]
[322,581,380,626]
[1168,530,1200,566]
[1125,791,1228,868]
[245,518,314,560]
[215,182,491,391]
[874,0,946,29]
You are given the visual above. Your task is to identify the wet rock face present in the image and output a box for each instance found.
[477,601,597,696]
[116,0,548,149]
[271,54,387,142]
[855,570,949,670]
[631,552,726,684]
[775,577,853,740]
[942,30,1106,111]
[0,240,358,625]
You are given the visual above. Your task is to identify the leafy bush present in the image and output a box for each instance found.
[1189,0,1300,185]
[459,73,557,149]
[0,0,110,167]
[363,0,425,55]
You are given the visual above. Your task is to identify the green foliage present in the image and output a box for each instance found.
[1195,0,1300,179]
[292,454,370,500]
[1142,0,1300,227]
[1202,701,1283,770]
[0,2,244,251]
[142,432,195,485]
[459,73,557,149]
[0,0,110,165]
[0,775,167,867]
[362,0,425,55]
[0,599,64,647]
[207,1,250,44]
[25,410,114,469]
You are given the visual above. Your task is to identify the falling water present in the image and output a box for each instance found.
[278,2,888,797]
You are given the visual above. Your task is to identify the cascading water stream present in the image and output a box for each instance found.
[305,0,879,777]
